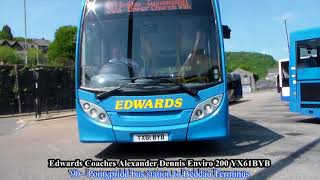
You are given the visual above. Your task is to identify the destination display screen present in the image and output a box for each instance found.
[104,0,192,14]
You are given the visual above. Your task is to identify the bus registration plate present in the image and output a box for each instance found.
[133,133,169,142]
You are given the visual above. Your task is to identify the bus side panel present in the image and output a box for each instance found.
[213,0,229,136]
[297,68,320,80]
[75,0,86,99]
[294,108,320,118]
[289,37,298,113]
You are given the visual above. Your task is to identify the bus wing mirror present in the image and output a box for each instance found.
[223,25,231,39]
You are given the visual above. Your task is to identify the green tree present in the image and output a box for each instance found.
[27,48,47,66]
[226,52,277,80]
[0,25,13,40]
[0,46,21,64]
[48,26,77,66]
[0,31,6,39]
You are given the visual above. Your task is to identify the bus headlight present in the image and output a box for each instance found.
[212,98,220,105]
[204,104,213,114]
[195,110,204,119]
[191,94,223,122]
[90,109,98,118]
[83,103,90,110]
[98,113,108,123]
[79,100,112,125]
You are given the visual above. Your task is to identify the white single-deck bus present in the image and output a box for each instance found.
[278,58,290,101]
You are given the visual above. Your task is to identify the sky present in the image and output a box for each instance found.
[0,0,320,60]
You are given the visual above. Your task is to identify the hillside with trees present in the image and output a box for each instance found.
[226,52,277,80]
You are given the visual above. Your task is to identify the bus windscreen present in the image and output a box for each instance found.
[81,0,221,91]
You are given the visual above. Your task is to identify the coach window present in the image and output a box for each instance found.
[297,38,320,69]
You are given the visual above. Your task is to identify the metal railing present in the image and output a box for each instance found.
[0,65,75,117]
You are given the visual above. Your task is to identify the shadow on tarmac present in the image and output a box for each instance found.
[296,118,320,125]
[95,115,283,159]
[229,100,250,106]
[248,137,320,180]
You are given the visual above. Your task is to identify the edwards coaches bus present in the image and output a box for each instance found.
[289,27,320,118]
[75,0,231,143]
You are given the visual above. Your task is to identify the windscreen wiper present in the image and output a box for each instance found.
[159,78,199,97]
[96,85,126,100]
[125,77,199,96]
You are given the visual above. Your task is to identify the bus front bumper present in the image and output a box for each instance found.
[77,106,229,143]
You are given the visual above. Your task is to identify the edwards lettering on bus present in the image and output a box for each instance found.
[115,98,183,110]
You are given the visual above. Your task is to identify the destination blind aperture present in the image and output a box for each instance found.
[104,0,192,14]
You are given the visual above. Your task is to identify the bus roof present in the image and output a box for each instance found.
[290,27,320,42]
[278,58,289,62]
